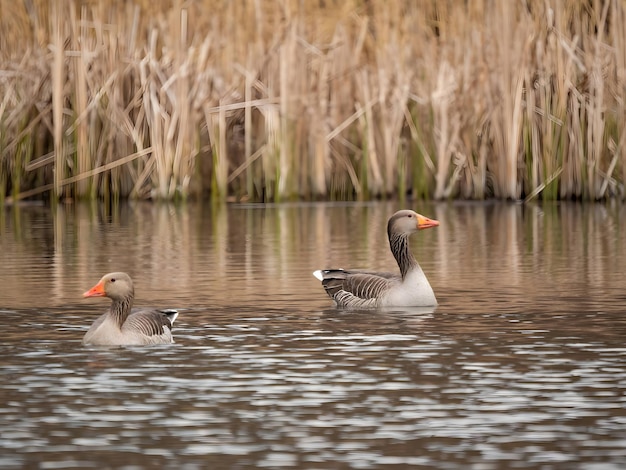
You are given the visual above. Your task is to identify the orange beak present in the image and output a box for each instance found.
[83,280,106,298]
[417,214,440,230]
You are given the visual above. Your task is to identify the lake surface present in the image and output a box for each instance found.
[1,200,625,469]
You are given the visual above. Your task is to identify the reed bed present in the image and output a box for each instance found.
[0,0,625,202]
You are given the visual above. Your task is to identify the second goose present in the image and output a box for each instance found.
[82,272,178,346]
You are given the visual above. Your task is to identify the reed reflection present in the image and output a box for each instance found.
[0,202,625,313]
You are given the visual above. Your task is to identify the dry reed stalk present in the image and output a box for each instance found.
[551,3,585,197]
[611,2,626,190]
[204,100,229,201]
[216,103,228,199]
[244,61,255,198]
[50,2,65,199]
[277,22,294,201]
[565,90,585,198]
[598,134,622,198]
[140,27,175,199]
[378,59,410,195]
[311,52,329,197]
[382,3,429,197]
[320,19,366,198]
[70,3,90,198]
[171,8,190,198]
[525,73,541,197]
[501,3,527,200]
[588,0,611,200]
[432,61,456,200]
[299,24,338,198]
[356,70,383,197]
[261,102,280,201]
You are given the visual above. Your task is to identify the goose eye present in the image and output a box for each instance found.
[111,278,116,283]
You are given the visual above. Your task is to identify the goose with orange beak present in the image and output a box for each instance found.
[82,272,178,346]
[313,210,439,308]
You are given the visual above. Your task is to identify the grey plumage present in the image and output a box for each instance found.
[313,210,439,308]
[82,272,178,346]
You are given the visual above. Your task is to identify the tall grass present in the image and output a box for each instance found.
[0,0,625,202]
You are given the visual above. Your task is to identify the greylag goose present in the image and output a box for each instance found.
[82,272,178,346]
[313,209,439,308]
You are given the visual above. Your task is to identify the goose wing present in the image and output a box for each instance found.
[315,269,401,308]
[123,308,178,339]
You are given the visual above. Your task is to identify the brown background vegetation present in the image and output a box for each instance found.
[0,0,624,202]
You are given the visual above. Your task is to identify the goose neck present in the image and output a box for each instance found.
[389,233,417,279]
[109,295,133,328]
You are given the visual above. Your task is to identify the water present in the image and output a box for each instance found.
[1,201,625,469]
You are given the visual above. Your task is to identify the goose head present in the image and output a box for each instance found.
[83,272,134,301]
[387,210,439,238]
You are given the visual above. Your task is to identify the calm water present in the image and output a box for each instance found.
[1,201,625,469]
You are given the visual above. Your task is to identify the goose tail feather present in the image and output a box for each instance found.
[161,309,179,326]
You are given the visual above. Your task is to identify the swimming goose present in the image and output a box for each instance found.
[313,210,439,308]
[82,272,178,346]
